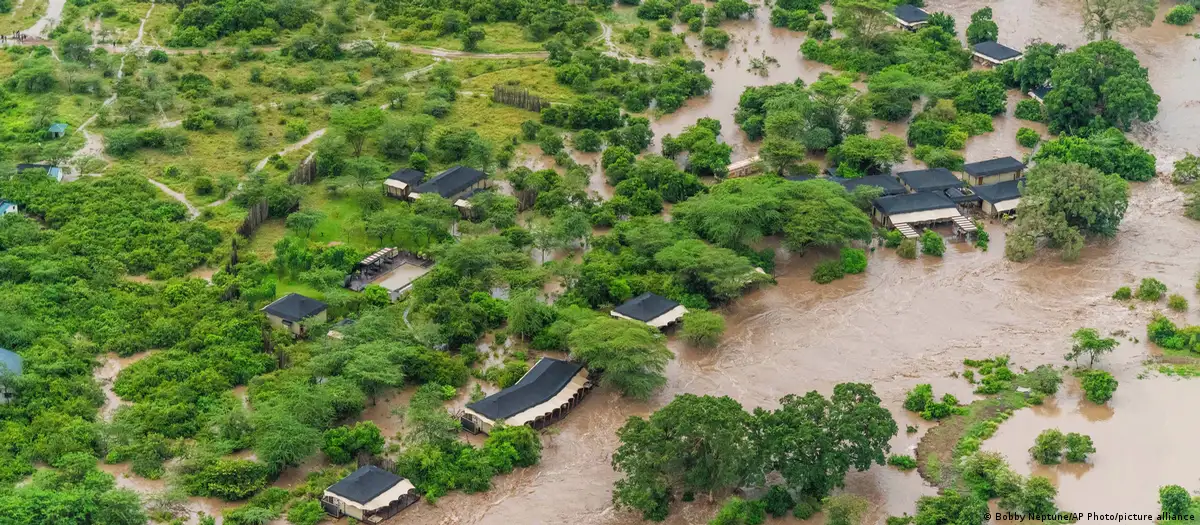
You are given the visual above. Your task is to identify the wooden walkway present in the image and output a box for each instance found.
[951,215,977,233]
[895,223,919,239]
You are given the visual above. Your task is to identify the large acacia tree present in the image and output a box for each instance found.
[1044,40,1159,133]
[568,318,674,400]
[1005,161,1129,262]
[1081,0,1156,41]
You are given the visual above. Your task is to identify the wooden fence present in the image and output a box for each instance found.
[237,199,270,238]
[493,84,548,113]
[288,155,317,185]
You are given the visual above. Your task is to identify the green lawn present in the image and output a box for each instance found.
[461,63,579,102]
[374,22,547,54]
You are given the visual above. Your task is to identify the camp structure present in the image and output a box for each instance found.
[461,357,593,435]
[345,248,433,301]
[873,191,968,235]
[972,41,1022,66]
[1028,85,1052,103]
[837,174,907,196]
[612,292,687,329]
[47,123,68,139]
[897,167,962,194]
[973,179,1022,216]
[891,4,930,30]
[320,465,419,523]
[0,201,17,215]
[383,169,425,199]
[261,293,328,336]
[962,157,1025,186]
[16,163,63,182]
[0,347,22,404]
[726,155,761,178]
[409,165,488,205]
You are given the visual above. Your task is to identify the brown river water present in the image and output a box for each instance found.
[96,1,1200,523]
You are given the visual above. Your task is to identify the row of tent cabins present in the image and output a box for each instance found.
[889,5,1024,66]
[383,165,490,216]
[870,158,1026,238]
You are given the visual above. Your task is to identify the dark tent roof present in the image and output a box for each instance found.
[466,357,584,421]
[326,466,404,504]
[963,157,1025,178]
[972,180,1023,203]
[897,168,961,192]
[387,168,425,186]
[261,293,328,323]
[1030,85,1052,100]
[784,174,815,182]
[893,4,930,23]
[15,163,56,172]
[613,292,680,322]
[874,192,956,215]
[414,166,486,198]
[973,41,1022,61]
[945,187,980,205]
[838,175,907,196]
[0,348,22,376]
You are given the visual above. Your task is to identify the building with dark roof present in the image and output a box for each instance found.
[944,186,980,206]
[321,465,418,522]
[897,168,962,193]
[838,174,907,196]
[612,292,687,328]
[0,347,22,404]
[1028,85,1052,103]
[972,41,1023,65]
[384,168,425,199]
[0,201,17,215]
[872,192,960,228]
[962,157,1025,186]
[973,180,1023,216]
[48,123,68,138]
[261,293,328,336]
[410,166,488,204]
[16,163,63,182]
[892,4,930,29]
[462,357,592,435]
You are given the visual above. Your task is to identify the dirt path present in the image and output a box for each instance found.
[253,129,325,172]
[598,22,657,66]
[147,178,200,218]
[24,0,64,38]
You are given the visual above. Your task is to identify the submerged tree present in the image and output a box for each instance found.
[1005,162,1129,262]
[1065,328,1118,368]
[568,318,673,400]
[1081,0,1155,41]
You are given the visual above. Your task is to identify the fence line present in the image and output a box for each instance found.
[493,84,548,113]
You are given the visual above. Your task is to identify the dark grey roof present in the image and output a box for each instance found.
[326,466,404,504]
[387,168,425,186]
[874,192,957,215]
[466,357,584,421]
[1030,85,1051,100]
[613,292,680,322]
[973,41,1022,61]
[944,187,980,204]
[414,166,486,198]
[893,4,930,23]
[0,348,22,376]
[972,180,1023,203]
[261,293,328,323]
[838,175,907,196]
[963,157,1025,178]
[15,163,56,172]
[784,174,815,182]
[897,168,961,192]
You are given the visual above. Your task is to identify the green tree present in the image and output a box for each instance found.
[568,318,673,399]
[1065,328,1117,368]
[252,409,321,472]
[1064,432,1095,463]
[824,494,869,525]
[920,230,945,257]
[1078,369,1118,404]
[1160,485,1192,517]
[832,0,896,43]
[655,239,771,301]
[331,106,385,156]
[483,423,541,468]
[782,182,873,253]
[680,310,726,347]
[1030,429,1065,464]
[286,499,325,525]
[285,211,325,238]
[709,497,767,525]
[965,8,998,45]
[1081,0,1155,40]
[1006,162,1129,262]
[829,134,907,176]
[1020,476,1058,515]
[461,26,487,51]
[1045,40,1158,133]
[913,490,989,525]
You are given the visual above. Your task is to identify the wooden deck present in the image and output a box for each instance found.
[895,223,919,239]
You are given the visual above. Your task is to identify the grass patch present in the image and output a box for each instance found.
[400,22,547,54]
[275,279,325,300]
[0,0,47,35]
[1156,363,1200,378]
[244,219,286,260]
[460,63,579,102]
[438,93,540,145]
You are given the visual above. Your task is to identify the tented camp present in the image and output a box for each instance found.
[873,192,962,230]
[0,201,17,215]
[972,41,1022,66]
[321,465,419,523]
[837,174,907,196]
[384,169,425,199]
[47,123,68,139]
[261,293,328,336]
[973,180,1022,216]
[461,357,592,435]
[726,156,760,178]
[1028,85,1052,103]
[612,292,687,328]
[409,166,488,205]
[891,4,930,30]
[962,157,1025,186]
[16,163,63,182]
[0,347,22,404]
[897,168,962,194]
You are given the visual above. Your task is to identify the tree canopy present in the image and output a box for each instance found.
[1005,162,1129,262]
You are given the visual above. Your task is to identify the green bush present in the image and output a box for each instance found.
[840,247,868,274]
[763,485,796,518]
[1168,294,1189,312]
[888,454,918,470]
[1016,127,1040,148]
[793,497,820,519]
[1165,4,1197,25]
[709,497,766,525]
[1078,369,1118,404]
[1135,277,1167,301]
[286,499,324,525]
[1064,432,1095,463]
[1014,99,1046,122]
[1030,429,1065,464]
[920,230,945,257]
[944,130,968,150]
[1160,485,1193,517]
[1172,153,1200,184]
[884,229,904,248]
[1018,365,1062,395]
[811,259,845,284]
[904,384,934,412]
[1112,286,1132,300]
[701,28,731,49]
[898,238,918,259]
[681,310,727,347]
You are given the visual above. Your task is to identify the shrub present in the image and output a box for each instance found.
[883,229,904,248]
[1169,294,1189,312]
[1078,369,1118,404]
[710,497,766,525]
[824,494,869,525]
[1016,127,1040,148]
[888,454,918,470]
[148,49,169,63]
[763,485,796,518]
[793,497,820,519]
[1160,485,1192,517]
[286,499,324,525]
[572,129,604,152]
[1014,99,1046,122]
[1064,432,1095,463]
[944,130,967,150]
[701,28,731,49]
[1172,153,1200,184]
[1135,277,1167,301]
[897,238,918,259]
[811,259,845,284]
[680,311,726,347]
[537,128,564,155]
[521,120,542,141]
[1165,4,1197,25]
[840,248,868,274]
[1019,365,1062,395]
[1030,429,1065,464]
[920,230,945,257]
[924,148,965,171]
[1111,286,1132,300]
[903,384,934,412]
[194,177,214,195]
